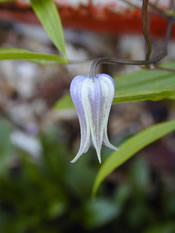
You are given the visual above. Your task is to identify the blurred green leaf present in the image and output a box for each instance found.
[92,120,175,196]
[114,90,175,103]
[65,159,96,198]
[115,62,175,96]
[127,201,149,227]
[164,195,175,215]
[55,90,175,110]
[0,48,68,64]
[144,223,175,233]
[30,0,67,57]
[55,93,73,110]
[83,199,119,228]
[0,118,12,176]
[129,157,150,195]
[47,201,66,219]
[114,183,131,208]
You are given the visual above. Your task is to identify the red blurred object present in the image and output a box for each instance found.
[0,0,174,38]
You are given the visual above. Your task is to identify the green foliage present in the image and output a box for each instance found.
[0,3,175,232]
[55,93,73,109]
[0,125,121,232]
[55,62,175,110]
[129,157,150,195]
[92,120,175,196]
[0,118,12,176]
[30,0,67,58]
[0,0,67,60]
[83,199,119,228]
[114,89,175,103]
[112,157,175,233]
[0,0,68,63]
[114,62,175,101]
[0,48,68,64]
[144,223,175,233]
[0,123,175,233]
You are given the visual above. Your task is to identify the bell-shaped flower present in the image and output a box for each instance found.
[70,73,119,163]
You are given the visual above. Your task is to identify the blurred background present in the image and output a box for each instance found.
[0,1,175,233]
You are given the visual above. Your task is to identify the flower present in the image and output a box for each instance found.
[70,73,119,163]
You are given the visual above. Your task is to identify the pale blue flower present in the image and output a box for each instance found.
[70,73,119,163]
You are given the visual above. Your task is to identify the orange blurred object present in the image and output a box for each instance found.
[0,0,174,38]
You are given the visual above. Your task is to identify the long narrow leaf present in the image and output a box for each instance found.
[92,120,175,197]
[30,0,66,57]
[55,89,175,110]
[115,62,175,93]
[0,48,68,64]
[114,89,175,103]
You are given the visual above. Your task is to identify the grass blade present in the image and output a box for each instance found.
[30,0,66,57]
[0,48,68,64]
[92,120,175,197]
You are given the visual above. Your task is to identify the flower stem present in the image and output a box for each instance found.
[89,0,174,78]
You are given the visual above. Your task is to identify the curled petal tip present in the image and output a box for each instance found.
[113,147,120,152]
[70,158,77,164]
[98,157,102,164]
[70,150,85,163]
[96,147,102,163]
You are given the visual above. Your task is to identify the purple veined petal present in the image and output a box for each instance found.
[70,75,91,163]
[97,74,120,152]
[74,77,101,163]
[70,73,119,164]
[82,77,103,163]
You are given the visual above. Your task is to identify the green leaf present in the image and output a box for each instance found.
[83,199,119,228]
[30,0,66,58]
[55,93,73,109]
[0,48,68,64]
[129,157,150,195]
[92,120,175,197]
[55,62,175,110]
[0,118,12,176]
[114,90,175,103]
[55,90,175,110]
[55,89,175,110]
[115,63,175,100]
[144,223,175,233]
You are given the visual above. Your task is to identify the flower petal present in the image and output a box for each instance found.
[70,75,91,163]
[80,77,103,163]
[103,129,120,151]
[97,74,120,151]
[70,73,119,163]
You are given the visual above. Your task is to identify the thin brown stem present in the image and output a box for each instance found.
[142,0,152,61]
[89,52,167,77]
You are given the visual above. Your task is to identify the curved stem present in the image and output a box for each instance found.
[89,52,167,78]
[142,0,152,61]
[89,0,174,78]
